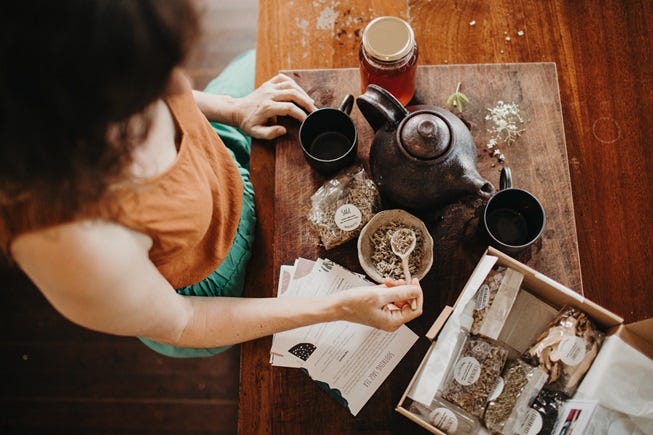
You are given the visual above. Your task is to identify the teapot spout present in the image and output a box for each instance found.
[356,84,409,132]
[464,172,495,198]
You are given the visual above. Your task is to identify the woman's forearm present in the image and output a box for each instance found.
[192,90,239,125]
[159,294,341,348]
[152,282,422,348]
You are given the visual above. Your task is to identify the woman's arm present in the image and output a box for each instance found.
[192,73,316,140]
[176,282,421,347]
[11,221,422,348]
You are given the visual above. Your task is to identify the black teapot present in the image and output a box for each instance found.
[356,85,494,210]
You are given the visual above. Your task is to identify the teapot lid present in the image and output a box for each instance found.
[399,111,451,160]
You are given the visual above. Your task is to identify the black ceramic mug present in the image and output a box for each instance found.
[482,167,546,254]
[299,94,357,175]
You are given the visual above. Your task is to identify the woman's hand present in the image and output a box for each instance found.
[233,73,316,139]
[333,279,423,332]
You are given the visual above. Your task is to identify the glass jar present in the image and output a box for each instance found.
[359,16,418,106]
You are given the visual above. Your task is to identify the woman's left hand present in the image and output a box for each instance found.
[233,73,316,139]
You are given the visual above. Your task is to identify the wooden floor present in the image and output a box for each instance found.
[0,1,257,434]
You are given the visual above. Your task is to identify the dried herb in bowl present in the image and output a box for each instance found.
[357,209,433,284]
[369,222,424,280]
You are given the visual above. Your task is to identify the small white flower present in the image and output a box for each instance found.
[485,101,526,145]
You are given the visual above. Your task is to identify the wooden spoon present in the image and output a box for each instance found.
[390,228,417,310]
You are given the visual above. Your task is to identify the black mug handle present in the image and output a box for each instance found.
[500,167,513,190]
[338,94,355,115]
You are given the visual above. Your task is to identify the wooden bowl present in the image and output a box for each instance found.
[357,209,434,283]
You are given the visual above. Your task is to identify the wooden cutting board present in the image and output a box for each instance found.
[270,63,581,426]
[274,62,581,326]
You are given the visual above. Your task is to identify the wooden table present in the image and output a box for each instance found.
[239,1,652,434]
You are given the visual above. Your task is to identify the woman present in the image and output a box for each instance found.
[0,0,423,358]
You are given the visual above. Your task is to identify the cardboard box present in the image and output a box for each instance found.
[397,247,653,434]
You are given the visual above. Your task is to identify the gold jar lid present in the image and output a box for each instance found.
[362,16,415,62]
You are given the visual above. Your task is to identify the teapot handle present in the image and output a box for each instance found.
[356,84,409,132]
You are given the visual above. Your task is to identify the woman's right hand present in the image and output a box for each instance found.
[232,73,316,139]
[333,279,423,331]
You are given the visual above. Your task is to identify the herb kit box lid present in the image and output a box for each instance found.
[396,246,653,434]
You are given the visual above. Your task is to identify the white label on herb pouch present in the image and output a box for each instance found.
[488,376,505,401]
[334,204,362,231]
[518,408,543,435]
[558,336,587,366]
[475,284,491,310]
[453,356,481,386]
[429,407,459,433]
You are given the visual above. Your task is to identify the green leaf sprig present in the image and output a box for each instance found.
[446,82,470,113]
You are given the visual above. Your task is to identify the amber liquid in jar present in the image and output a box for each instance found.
[359,17,418,106]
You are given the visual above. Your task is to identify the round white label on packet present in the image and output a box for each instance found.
[453,356,481,386]
[475,284,491,310]
[557,336,587,366]
[518,408,543,435]
[488,376,505,401]
[333,204,362,231]
[429,407,458,432]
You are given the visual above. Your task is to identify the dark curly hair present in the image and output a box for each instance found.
[0,0,199,257]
